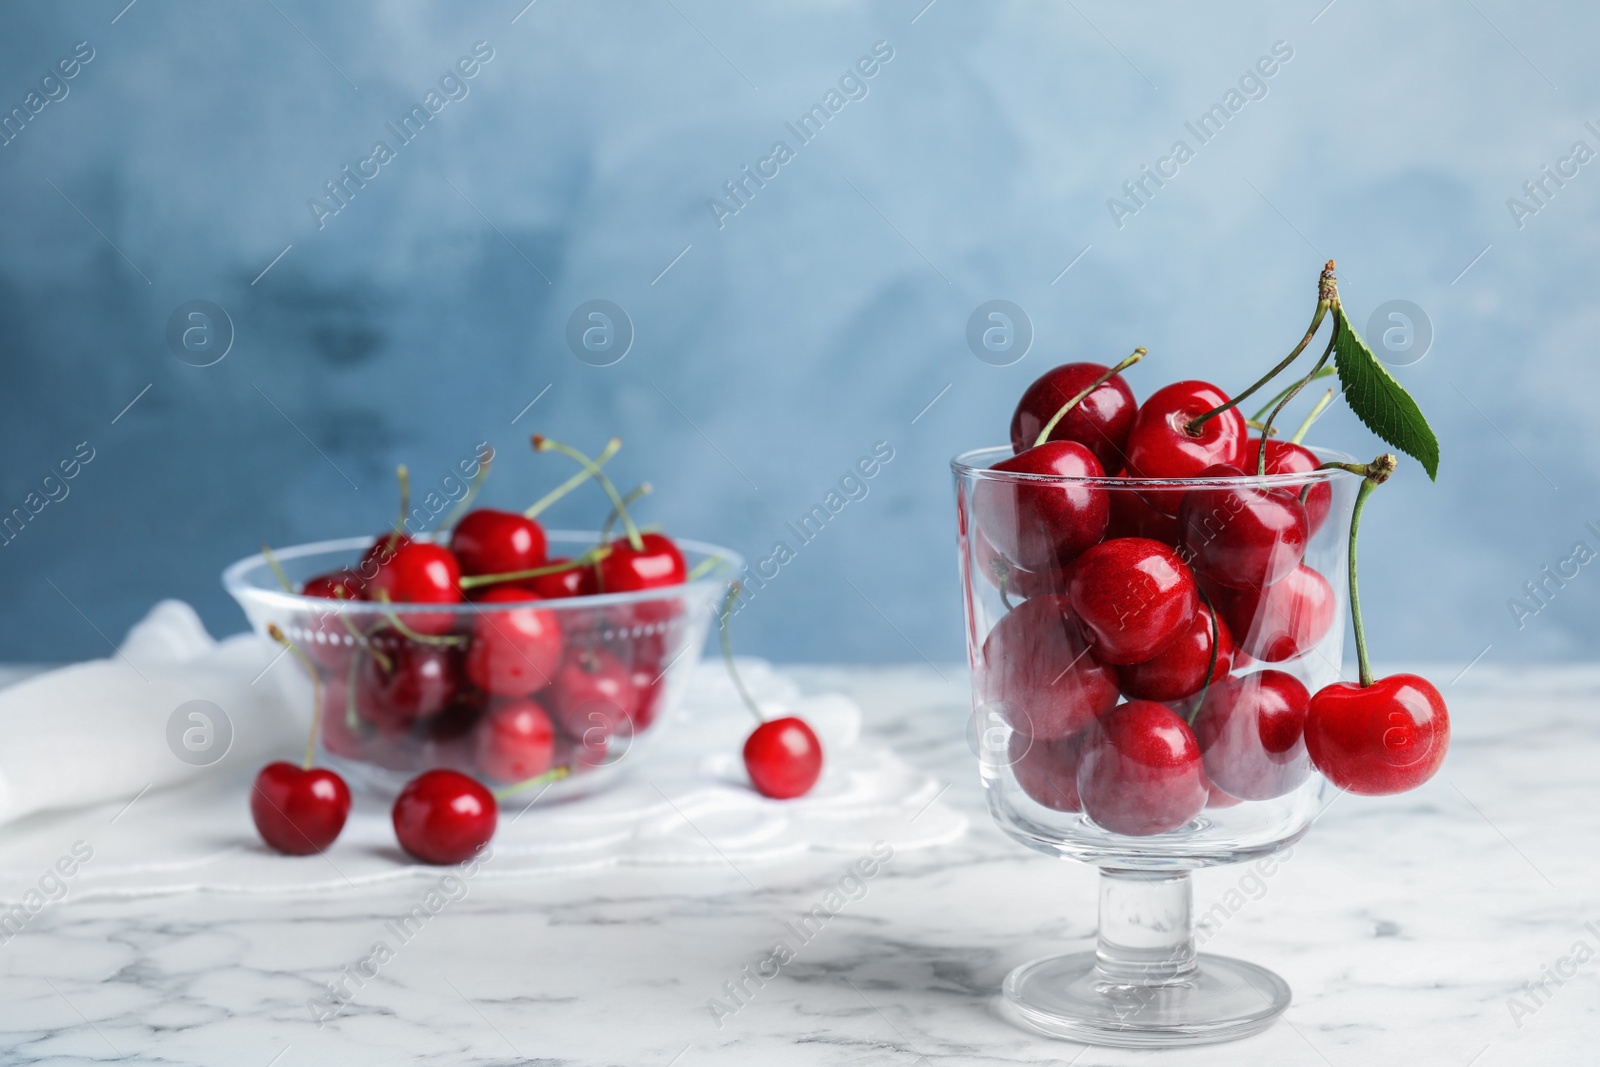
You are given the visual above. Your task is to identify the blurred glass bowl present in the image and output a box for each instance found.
[224,532,740,802]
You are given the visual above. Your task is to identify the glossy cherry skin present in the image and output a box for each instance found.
[595,533,687,593]
[1067,537,1199,665]
[392,769,498,864]
[1178,463,1310,591]
[1078,700,1208,836]
[552,649,635,744]
[1124,381,1250,514]
[356,640,460,733]
[473,698,556,783]
[360,532,413,571]
[1115,600,1234,703]
[627,664,664,730]
[464,586,563,697]
[1009,361,1137,474]
[975,442,1109,575]
[744,717,824,799]
[971,527,1067,600]
[368,541,463,635]
[1191,670,1311,801]
[450,509,547,580]
[528,558,597,599]
[250,762,351,855]
[1215,563,1335,662]
[1305,674,1449,796]
[1008,729,1087,813]
[979,595,1119,741]
[1251,438,1332,536]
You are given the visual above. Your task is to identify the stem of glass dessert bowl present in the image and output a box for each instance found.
[1094,869,1197,988]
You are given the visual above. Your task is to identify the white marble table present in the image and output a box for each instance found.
[0,663,1593,1065]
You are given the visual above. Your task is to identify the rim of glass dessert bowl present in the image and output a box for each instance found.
[950,444,1361,489]
[222,532,743,615]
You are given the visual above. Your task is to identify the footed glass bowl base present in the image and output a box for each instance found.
[1001,950,1290,1048]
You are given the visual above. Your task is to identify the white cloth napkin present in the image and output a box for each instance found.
[0,604,966,897]
[0,600,304,827]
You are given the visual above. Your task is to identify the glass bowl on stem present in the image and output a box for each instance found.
[952,445,1360,1047]
[225,532,741,802]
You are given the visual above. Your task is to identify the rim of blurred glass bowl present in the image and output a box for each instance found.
[950,445,1362,490]
[222,531,743,615]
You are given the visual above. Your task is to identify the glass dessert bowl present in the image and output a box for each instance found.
[225,532,740,802]
[953,446,1360,1047]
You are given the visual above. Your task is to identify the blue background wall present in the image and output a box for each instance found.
[1,0,1594,673]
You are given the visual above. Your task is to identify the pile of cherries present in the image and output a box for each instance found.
[249,435,824,865]
[973,339,1449,837]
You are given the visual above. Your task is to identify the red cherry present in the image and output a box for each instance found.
[595,532,687,593]
[450,509,548,580]
[743,717,823,799]
[1177,463,1310,591]
[1078,700,1208,836]
[1066,537,1199,665]
[1114,600,1233,703]
[473,698,557,783]
[1191,670,1311,801]
[979,595,1119,741]
[1124,381,1250,514]
[974,442,1109,576]
[464,586,564,697]
[369,541,463,635]
[1251,438,1333,535]
[1216,563,1335,662]
[303,570,363,601]
[1008,729,1086,813]
[1009,361,1137,473]
[360,533,413,571]
[250,762,351,855]
[527,558,597,599]
[1305,674,1449,795]
[552,649,636,743]
[1205,779,1243,808]
[356,640,461,733]
[971,527,1067,600]
[627,664,664,730]
[392,769,498,864]
[1105,476,1181,546]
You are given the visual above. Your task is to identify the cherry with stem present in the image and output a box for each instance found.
[252,624,352,855]
[1031,348,1145,449]
[720,583,823,799]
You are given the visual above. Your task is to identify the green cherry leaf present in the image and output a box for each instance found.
[1333,308,1440,480]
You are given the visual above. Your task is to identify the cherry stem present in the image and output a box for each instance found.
[442,445,495,530]
[533,436,645,551]
[1249,365,1336,424]
[261,544,293,594]
[600,484,653,543]
[267,623,322,771]
[719,583,765,724]
[1340,453,1397,688]
[1256,310,1339,475]
[687,554,723,582]
[492,764,572,801]
[456,544,613,590]
[1186,260,1337,435]
[345,651,362,731]
[333,589,391,671]
[1289,388,1336,445]
[383,465,411,556]
[1244,418,1278,436]
[1185,595,1221,727]
[525,438,621,519]
[1032,348,1145,449]
[372,589,467,646]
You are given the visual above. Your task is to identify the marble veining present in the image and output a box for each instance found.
[0,662,1594,1064]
